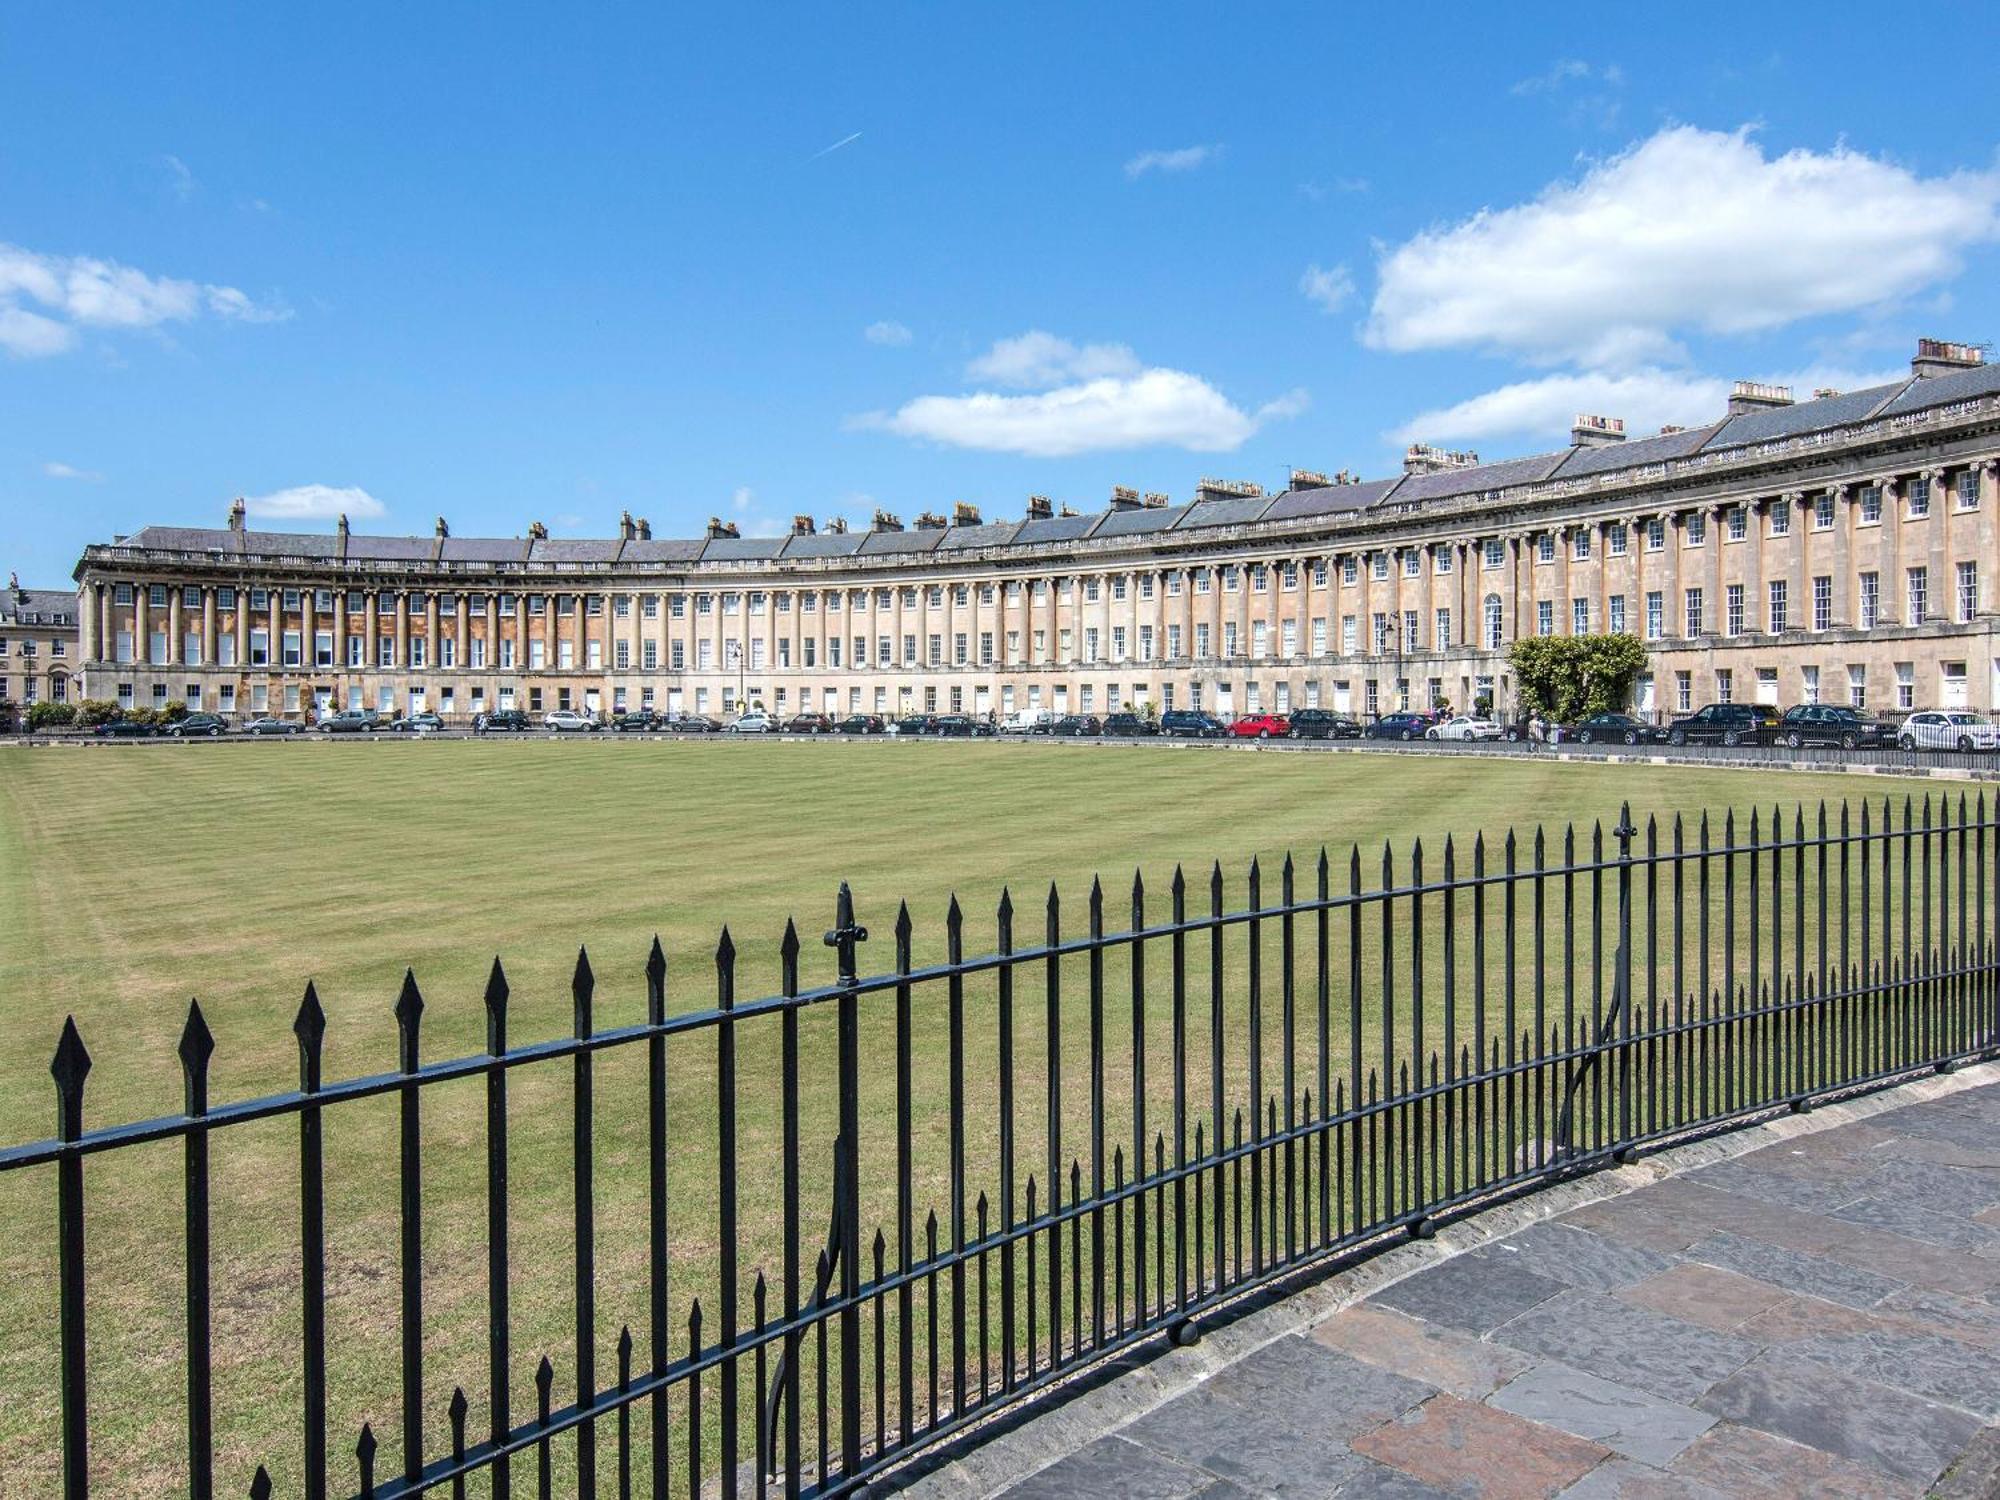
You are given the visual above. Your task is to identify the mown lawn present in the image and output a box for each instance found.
[0,739,1877,1495]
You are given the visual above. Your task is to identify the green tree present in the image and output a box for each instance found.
[25,702,78,730]
[76,699,119,727]
[1508,634,1648,722]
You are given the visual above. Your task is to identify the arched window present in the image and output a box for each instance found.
[1484,595,1505,651]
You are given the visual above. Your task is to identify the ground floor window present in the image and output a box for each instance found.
[1895,662,1915,711]
[1847,666,1866,710]
[1675,672,1692,712]
[1715,670,1733,704]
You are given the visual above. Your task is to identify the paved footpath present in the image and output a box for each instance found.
[914,1072,2000,1499]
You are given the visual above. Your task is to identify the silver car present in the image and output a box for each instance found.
[1897,711,2000,752]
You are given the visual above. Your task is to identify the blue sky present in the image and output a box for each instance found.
[5,3,2000,582]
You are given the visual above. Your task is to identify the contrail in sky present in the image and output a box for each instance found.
[808,131,862,162]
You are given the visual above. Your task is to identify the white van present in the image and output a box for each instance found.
[1003,707,1055,734]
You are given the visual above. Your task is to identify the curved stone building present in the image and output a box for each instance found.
[71,340,2000,725]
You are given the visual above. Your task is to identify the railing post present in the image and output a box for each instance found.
[1615,804,1636,1156]
[823,883,868,1485]
[53,1017,91,1500]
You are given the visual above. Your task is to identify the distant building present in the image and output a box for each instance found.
[69,338,2000,723]
[1,574,80,708]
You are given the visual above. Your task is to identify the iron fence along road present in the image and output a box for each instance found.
[6,793,1998,1498]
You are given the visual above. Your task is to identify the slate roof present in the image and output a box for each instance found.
[778,533,867,559]
[622,538,707,563]
[1175,495,1274,530]
[441,536,533,563]
[1551,424,1724,479]
[937,522,1024,550]
[1703,382,1909,450]
[1263,479,1402,521]
[528,538,623,564]
[1013,514,1100,545]
[699,536,787,561]
[1090,504,1191,537]
[344,535,437,561]
[1394,451,1570,502]
[857,529,945,555]
[2,587,77,625]
[1877,361,2000,418]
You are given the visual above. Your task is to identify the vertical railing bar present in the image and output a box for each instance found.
[180,1003,215,1500]
[294,987,328,1500]
[713,934,737,1496]
[572,951,599,1496]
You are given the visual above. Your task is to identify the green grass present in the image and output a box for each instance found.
[0,739,1880,1495]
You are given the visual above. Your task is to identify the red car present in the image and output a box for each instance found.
[1228,713,1292,739]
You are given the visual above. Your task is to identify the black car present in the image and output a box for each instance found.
[836,714,886,735]
[94,717,157,737]
[1364,711,1435,741]
[1564,712,1664,747]
[785,713,837,735]
[1101,713,1160,737]
[475,709,533,734]
[891,714,937,736]
[166,712,231,738]
[1776,704,1895,751]
[1048,714,1101,737]
[1664,703,1782,747]
[665,713,721,733]
[610,710,662,732]
[1159,709,1225,739]
[1288,708,1362,741]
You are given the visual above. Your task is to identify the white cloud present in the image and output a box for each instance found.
[1511,59,1622,96]
[858,329,1304,457]
[0,241,290,357]
[1390,363,1907,447]
[1365,126,2000,369]
[162,154,196,201]
[1124,144,1222,179]
[808,131,862,162]
[1300,263,1354,313]
[864,319,913,346]
[731,486,755,513]
[244,484,386,521]
[965,330,1140,387]
[42,461,103,482]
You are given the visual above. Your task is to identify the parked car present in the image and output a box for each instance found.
[1565,712,1665,747]
[785,713,837,735]
[610,710,662,733]
[836,714,886,735]
[474,709,532,733]
[319,708,379,734]
[1776,704,1894,751]
[664,713,721,733]
[1229,713,1291,740]
[1003,707,1056,734]
[1101,713,1160,737]
[1048,714,1101,736]
[1365,711,1435,741]
[931,714,982,737]
[724,711,777,734]
[389,711,445,733]
[94,716,158,737]
[165,712,231,738]
[1288,708,1362,740]
[1159,709,1226,738]
[888,713,937,736]
[1898,710,2000,752]
[1426,715,1503,742]
[242,715,306,736]
[1664,703,1781,747]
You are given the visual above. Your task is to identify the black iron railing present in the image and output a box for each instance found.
[7,793,1999,1498]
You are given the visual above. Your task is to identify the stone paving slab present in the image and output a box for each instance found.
[893,1065,2000,1499]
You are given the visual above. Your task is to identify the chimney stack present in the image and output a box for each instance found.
[1109,485,1141,512]
[1026,495,1054,521]
[825,516,848,535]
[951,501,982,527]
[618,510,636,542]
[228,497,247,532]
[1913,338,1984,379]
[914,509,948,530]
[1142,491,1170,508]
[1194,477,1264,503]
[435,515,450,538]
[1290,469,1332,491]
[1726,380,1793,415]
[871,509,903,533]
[791,514,816,536]
[637,517,653,540]
[705,517,740,539]
[1402,444,1479,477]
[528,520,548,540]
[1570,414,1625,449]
